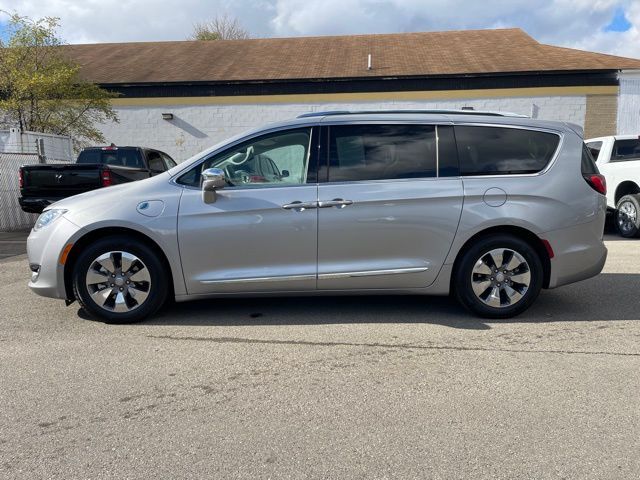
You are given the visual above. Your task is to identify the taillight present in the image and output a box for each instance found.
[583,174,606,195]
[101,169,113,187]
[18,167,24,189]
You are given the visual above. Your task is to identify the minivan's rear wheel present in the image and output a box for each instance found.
[455,235,543,319]
[615,194,640,238]
[72,235,167,323]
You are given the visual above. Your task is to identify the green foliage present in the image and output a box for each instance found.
[0,13,118,147]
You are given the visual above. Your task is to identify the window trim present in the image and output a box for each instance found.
[174,126,318,190]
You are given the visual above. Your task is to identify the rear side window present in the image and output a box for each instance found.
[585,141,602,161]
[611,139,640,162]
[455,126,560,175]
[325,124,437,182]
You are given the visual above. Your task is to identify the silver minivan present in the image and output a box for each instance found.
[26,111,608,323]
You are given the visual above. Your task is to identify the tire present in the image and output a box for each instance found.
[72,235,168,324]
[615,194,640,238]
[454,234,543,319]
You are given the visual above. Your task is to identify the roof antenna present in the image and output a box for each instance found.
[367,53,372,70]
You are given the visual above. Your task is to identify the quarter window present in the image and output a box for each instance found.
[455,126,560,175]
[581,144,600,175]
[177,128,312,188]
[324,124,437,182]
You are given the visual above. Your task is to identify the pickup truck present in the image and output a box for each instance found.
[585,135,640,237]
[19,146,176,214]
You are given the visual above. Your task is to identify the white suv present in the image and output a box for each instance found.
[586,135,640,237]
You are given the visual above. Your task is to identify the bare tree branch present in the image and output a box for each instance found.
[190,13,250,41]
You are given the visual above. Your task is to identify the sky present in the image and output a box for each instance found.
[1,0,640,59]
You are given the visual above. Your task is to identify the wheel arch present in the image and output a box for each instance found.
[450,225,552,291]
[63,226,175,301]
[614,181,640,205]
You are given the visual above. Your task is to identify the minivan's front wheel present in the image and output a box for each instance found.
[615,194,640,238]
[455,235,543,319]
[72,236,168,323]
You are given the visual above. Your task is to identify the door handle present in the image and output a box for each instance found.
[317,198,354,209]
[282,201,318,212]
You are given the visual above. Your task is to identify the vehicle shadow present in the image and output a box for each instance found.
[137,273,640,330]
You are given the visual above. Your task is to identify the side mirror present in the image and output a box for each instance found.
[201,168,226,204]
[281,170,290,178]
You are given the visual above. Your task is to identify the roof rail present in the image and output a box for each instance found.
[297,109,528,119]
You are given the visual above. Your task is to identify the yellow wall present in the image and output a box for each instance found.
[111,86,618,106]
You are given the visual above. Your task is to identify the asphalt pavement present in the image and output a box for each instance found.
[0,238,639,479]
[0,230,29,260]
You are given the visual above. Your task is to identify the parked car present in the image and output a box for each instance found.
[18,145,176,213]
[585,135,640,237]
[26,111,607,323]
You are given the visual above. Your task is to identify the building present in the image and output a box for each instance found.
[64,28,640,161]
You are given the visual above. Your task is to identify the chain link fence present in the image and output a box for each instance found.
[0,129,74,231]
[0,153,40,231]
[0,153,73,231]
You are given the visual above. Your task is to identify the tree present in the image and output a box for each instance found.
[190,13,250,41]
[0,13,118,147]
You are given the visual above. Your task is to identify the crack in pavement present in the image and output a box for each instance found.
[147,335,640,357]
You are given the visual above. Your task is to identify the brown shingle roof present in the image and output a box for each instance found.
[63,28,640,84]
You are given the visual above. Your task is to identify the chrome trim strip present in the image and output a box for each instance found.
[318,266,428,280]
[435,125,440,179]
[200,274,316,285]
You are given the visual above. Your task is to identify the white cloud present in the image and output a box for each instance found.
[2,0,639,59]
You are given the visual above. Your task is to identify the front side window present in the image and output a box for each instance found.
[147,152,165,172]
[177,128,312,188]
[611,139,640,162]
[455,126,560,176]
[324,124,437,182]
[162,153,177,169]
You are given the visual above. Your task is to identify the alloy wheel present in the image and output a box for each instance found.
[85,251,152,312]
[470,248,531,308]
[617,200,637,235]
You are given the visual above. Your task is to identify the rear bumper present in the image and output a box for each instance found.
[542,222,607,289]
[19,197,63,214]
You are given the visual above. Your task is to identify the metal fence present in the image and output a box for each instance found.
[0,152,71,231]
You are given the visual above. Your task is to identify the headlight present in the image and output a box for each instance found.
[33,209,68,232]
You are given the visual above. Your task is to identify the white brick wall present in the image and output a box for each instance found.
[618,71,640,134]
[98,95,587,162]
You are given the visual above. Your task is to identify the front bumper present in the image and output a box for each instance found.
[27,216,84,299]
